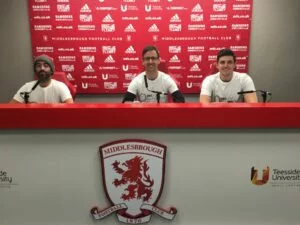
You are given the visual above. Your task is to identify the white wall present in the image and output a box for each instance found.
[1,129,300,225]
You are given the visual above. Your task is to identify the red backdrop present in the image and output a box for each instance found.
[28,0,253,94]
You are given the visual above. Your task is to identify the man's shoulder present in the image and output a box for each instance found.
[158,71,169,76]
[158,71,173,81]
[130,72,145,82]
[26,80,38,85]
[127,72,145,91]
[16,81,36,92]
[203,73,219,82]
[51,79,68,88]
[22,80,39,88]
[233,71,251,81]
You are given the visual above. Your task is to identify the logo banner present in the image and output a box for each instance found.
[28,0,253,94]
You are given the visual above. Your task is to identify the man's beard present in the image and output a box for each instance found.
[146,64,157,71]
[37,70,52,83]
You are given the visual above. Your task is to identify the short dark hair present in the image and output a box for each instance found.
[142,45,160,58]
[217,49,236,62]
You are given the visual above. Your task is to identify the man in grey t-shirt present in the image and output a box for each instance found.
[200,49,258,103]
[122,45,185,103]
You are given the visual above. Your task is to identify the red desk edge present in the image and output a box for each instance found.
[0,103,299,129]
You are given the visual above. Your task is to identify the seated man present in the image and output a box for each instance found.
[199,49,258,103]
[9,55,73,104]
[122,45,185,103]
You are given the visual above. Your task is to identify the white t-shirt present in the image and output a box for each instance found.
[13,79,72,103]
[200,71,256,102]
[127,71,178,103]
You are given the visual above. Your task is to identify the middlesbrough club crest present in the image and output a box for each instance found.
[90,139,177,224]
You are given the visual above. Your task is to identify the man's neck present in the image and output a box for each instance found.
[219,72,233,82]
[146,71,158,80]
[40,79,52,88]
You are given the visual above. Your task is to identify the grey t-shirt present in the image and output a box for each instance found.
[127,71,178,103]
[13,79,72,103]
[200,72,256,102]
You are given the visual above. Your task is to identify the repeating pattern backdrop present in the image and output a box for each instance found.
[28,0,253,94]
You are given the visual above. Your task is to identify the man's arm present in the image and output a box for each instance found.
[122,92,136,103]
[199,95,211,103]
[59,82,74,103]
[123,76,139,103]
[199,76,213,103]
[243,75,258,103]
[63,98,74,103]
[8,83,29,104]
[244,93,258,103]
[165,75,185,102]
[171,90,185,103]
[9,99,22,104]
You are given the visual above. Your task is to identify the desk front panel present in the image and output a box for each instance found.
[0,129,299,225]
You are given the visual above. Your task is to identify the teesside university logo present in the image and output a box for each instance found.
[251,166,270,185]
[90,139,177,224]
[251,166,300,187]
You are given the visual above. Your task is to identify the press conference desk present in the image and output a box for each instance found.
[0,102,300,128]
[1,103,300,225]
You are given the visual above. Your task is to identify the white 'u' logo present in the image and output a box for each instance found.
[121,5,127,12]
[102,74,108,80]
[82,83,88,89]
[186,82,193,89]
[145,5,151,12]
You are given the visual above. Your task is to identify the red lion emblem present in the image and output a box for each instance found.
[112,156,154,201]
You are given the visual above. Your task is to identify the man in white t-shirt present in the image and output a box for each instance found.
[200,49,258,103]
[9,55,73,104]
[122,45,185,103]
